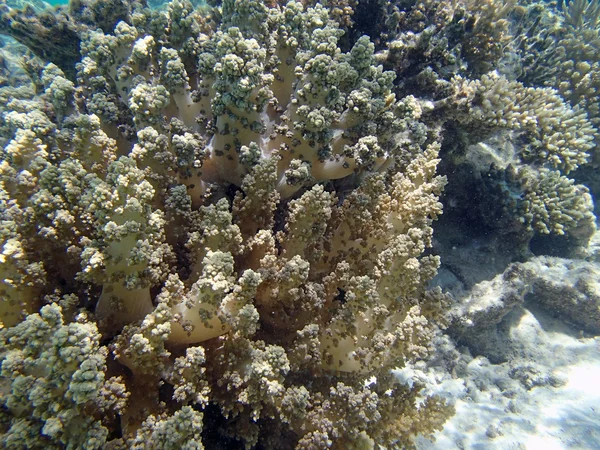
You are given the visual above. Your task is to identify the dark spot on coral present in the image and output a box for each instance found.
[335,288,346,305]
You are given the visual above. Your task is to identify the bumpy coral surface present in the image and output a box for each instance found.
[0,0,598,448]
[0,0,454,448]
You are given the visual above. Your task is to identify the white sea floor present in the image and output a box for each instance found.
[413,305,600,450]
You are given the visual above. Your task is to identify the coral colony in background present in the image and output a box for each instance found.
[0,0,598,448]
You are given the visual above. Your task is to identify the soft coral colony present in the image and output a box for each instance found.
[0,0,596,448]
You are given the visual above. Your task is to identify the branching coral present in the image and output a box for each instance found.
[374,0,517,96]
[0,0,454,448]
[0,303,128,449]
[447,72,595,174]
[2,0,598,448]
[509,0,600,138]
[516,166,595,237]
[356,0,599,251]
[435,71,597,244]
[545,0,600,129]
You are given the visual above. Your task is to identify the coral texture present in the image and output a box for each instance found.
[522,256,600,334]
[0,0,453,448]
[0,0,598,448]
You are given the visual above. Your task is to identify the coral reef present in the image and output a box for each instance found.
[445,253,600,361]
[522,256,600,334]
[537,0,600,131]
[0,304,128,448]
[0,0,598,448]
[446,263,529,363]
[0,2,81,80]
[0,0,454,448]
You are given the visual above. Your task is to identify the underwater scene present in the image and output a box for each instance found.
[0,0,599,448]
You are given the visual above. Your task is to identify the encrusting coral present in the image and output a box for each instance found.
[0,0,597,448]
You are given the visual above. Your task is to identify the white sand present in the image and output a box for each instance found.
[412,305,600,450]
